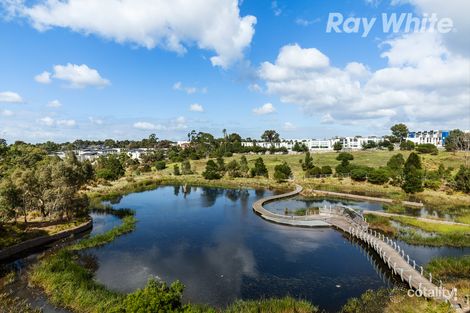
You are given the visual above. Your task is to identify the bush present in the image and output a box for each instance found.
[173,164,181,176]
[226,160,241,178]
[416,143,438,155]
[400,140,415,151]
[367,168,389,185]
[454,166,470,193]
[251,157,268,178]
[351,168,368,181]
[336,152,354,162]
[305,166,322,178]
[335,162,351,176]
[274,162,292,182]
[321,166,333,175]
[155,160,166,170]
[202,160,221,180]
[181,160,192,175]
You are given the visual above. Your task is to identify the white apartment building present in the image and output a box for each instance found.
[241,136,384,152]
[406,130,449,147]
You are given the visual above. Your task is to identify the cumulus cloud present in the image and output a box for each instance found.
[0,109,13,116]
[258,33,470,129]
[39,116,55,126]
[34,71,52,84]
[4,0,256,68]
[38,116,76,127]
[133,121,161,130]
[173,82,207,94]
[48,63,110,88]
[0,91,23,103]
[189,103,204,112]
[283,122,296,131]
[253,102,276,115]
[47,99,62,108]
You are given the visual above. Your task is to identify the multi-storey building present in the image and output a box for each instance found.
[406,130,449,147]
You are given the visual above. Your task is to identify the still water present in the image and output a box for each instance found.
[85,185,469,312]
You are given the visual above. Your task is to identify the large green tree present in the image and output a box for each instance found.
[261,130,280,143]
[402,152,423,193]
[390,123,409,143]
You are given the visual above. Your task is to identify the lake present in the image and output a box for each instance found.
[84,185,469,312]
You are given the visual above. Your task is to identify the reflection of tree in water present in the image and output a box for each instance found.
[108,195,123,205]
[182,185,192,198]
[173,185,180,196]
[239,189,250,212]
[225,189,241,202]
[255,189,265,198]
[200,187,223,207]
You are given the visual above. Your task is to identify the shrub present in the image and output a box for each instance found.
[351,168,369,181]
[454,166,470,193]
[155,160,166,170]
[173,164,181,176]
[321,165,333,175]
[274,162,292,182]
[400,140,415,151]
[367,168,389,185]
[251,157,268,178]
[416,143,438,155]
[181,160,192,175]
[305,166,322,178]
[226,160,241,178]
[202,160,221,180]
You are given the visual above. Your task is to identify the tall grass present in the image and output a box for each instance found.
[425,255,470,281]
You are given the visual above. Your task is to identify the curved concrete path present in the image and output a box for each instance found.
[252,186,468,312]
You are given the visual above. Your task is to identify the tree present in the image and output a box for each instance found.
[321,166,333,175]
[216,156,225,174]
[416,143,438,155]
[181,160,192,175]
[251,157,268,178]
[390,123,409,143]
[95,155,125,181]
[387,153,405,184]
[336,152,354,162]
[261,130,280,143]
[292,142,308,152]
[239,156,249,177]
[274,162,292,182]
[173,164,181,176]
[333,141,343,152]
[336,152,354,175]
[0,178,22,223]
[302,152,314,171]
[454,166,470,193]
[445,129,464,152]
[402,152,423,193]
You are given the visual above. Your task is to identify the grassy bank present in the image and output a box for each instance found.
[426,255,470,281]
[365,213,470,247]
[0,217,89,250]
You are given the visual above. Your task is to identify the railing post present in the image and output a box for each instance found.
[407,255,410,264]
[400,268,404,281]
[413,260,416,269]
[420,266,424,276]
[429,273,432,283]
[409,275,412,288]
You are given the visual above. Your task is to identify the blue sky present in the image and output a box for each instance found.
[0,0,468,143]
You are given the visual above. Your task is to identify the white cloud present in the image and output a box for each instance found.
[34,71,51,84]
[0,109,13,116]
[271,1,282,16]
[49,63,110,88]
[189,103,204,112]
[173,82,207,94]
[295,18,320,27]
[89,117,103,125]
[248,83,262,92]
[259,34,470,129]
[173,116,187,129]
[39,116,55,126]
[133,121,160,130]
[47,99,62,108]
[6,0,256,68]
[56,119,76,127]
[0,91,23,103]
[253,102,276,115]
[283,122,296,131]
[392,0,470,56]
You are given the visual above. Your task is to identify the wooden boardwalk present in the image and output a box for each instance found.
[252,185,468,312]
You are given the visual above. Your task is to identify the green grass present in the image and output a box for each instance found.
[224,297,318,313]
[365,214,470,247]
[425,255,470,281]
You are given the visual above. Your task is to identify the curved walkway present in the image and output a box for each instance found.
[0,219,92,261]
[252,186,467,312]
